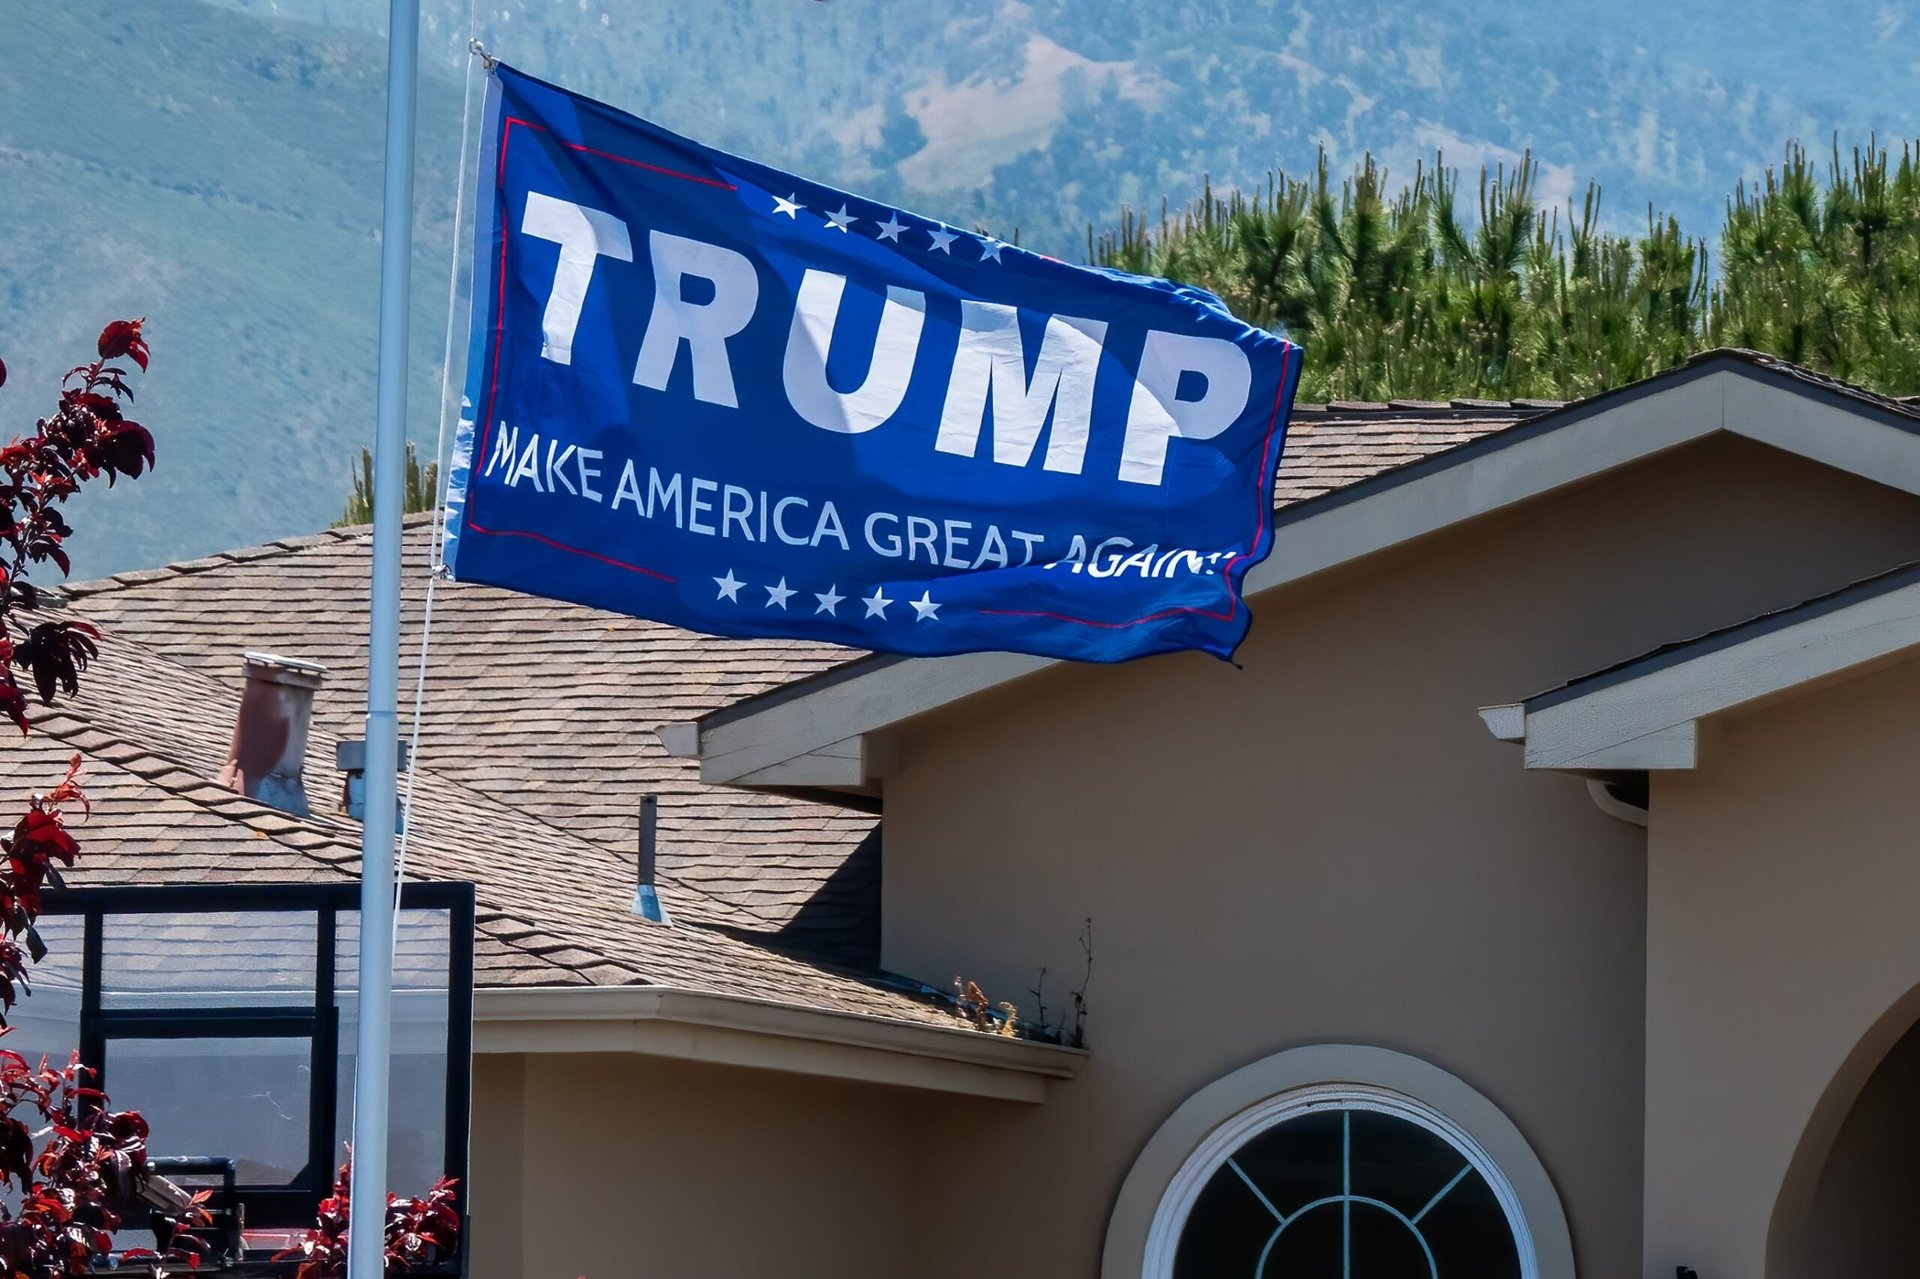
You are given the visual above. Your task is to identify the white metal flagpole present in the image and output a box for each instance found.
[349,1,419,1276]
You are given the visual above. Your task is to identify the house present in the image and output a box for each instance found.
[32,348,1920,1277]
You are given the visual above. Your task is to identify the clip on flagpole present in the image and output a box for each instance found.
[347,1,419,1277]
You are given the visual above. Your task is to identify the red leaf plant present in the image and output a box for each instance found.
[0,756,208,1277]
[277,1163,461,1278]
[0,320,154,735]
[0,328,206,1278]
[0,326,459,1274]
[0,1045,211,1278]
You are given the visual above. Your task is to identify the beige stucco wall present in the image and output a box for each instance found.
[1645,655,1920,1279]
[877,434,1920,1278]
[466,1052,939,1279]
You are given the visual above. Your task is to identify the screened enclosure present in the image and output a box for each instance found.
[23,882,475,1272]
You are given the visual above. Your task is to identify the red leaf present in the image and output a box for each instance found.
[0,679,27,735]
[95,421,155,481]
[95,319,148,371]
[12,621,99,705]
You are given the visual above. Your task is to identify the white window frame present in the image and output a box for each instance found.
[1144,1082,1533,1278]
[1102,1044,1576,1279]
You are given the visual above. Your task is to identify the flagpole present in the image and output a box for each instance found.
[349,0,418,1276]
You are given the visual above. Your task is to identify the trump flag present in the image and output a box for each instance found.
[443,65,1302,663]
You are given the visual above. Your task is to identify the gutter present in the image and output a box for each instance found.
[473,984,1085,1104]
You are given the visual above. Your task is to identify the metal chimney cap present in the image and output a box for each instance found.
[242,652,328,689]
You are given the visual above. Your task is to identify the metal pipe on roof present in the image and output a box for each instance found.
[633,794,671,924]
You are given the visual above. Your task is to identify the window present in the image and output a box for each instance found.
[40,881,474,1272]
[1167,1086,1524,1278]
[1107,1046,1573,1279]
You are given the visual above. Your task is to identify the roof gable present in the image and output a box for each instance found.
[693,352,1920,789]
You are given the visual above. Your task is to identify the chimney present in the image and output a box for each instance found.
[632,794,670,924]
[218,652,327,817]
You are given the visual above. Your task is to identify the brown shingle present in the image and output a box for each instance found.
[17,634,959,1028]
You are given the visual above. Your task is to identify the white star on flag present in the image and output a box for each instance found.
[926,226,957,253]
[772,194,803,218]
[814,584,844,615]
[862,587,893,618]
[875,212,907,242]
[825,206,857,232]
[978,238,1005,262]
[765,577,796,609]
[909,590,941,621]
[714,569,745,602]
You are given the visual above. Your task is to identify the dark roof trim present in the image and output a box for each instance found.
[1277,350,1920,532]
[1527,558,1920,712]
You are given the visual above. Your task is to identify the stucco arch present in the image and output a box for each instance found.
[1765,980,1920,1277]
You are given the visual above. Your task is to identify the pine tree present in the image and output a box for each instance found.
[1092,138,1917,403]
[334,441,439,528]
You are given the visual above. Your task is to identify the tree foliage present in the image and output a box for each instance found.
[1095,139,1920,402]
[0,322,206,1277]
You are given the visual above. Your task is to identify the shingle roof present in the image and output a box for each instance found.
[17,618,957,1024]
[1277,400,1541,507]
[60,519,881,964]
[34,396,1563,1028]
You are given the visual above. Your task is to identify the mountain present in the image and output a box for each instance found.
[6,0,1916,576]
[1,0,464,581]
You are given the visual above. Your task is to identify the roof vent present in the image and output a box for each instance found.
[218,653,327,817]
[633,794,670,924]
[334,738,411,832]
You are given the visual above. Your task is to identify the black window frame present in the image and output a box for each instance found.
[42,880,475,1274]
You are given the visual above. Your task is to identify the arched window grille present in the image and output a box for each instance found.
[1153,1083,1534,1279]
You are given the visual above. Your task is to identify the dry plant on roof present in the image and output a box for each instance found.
[0,324,459,1276]
[953,917,1095,1047]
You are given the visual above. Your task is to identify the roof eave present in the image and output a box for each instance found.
[1478,571,1920,773]
[473,983,1084,1103]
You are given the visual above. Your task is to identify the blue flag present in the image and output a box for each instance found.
[443,65,1302,662]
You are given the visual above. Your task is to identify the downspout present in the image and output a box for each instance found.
[1585,778,1649,828]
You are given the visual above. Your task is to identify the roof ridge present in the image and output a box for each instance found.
[59,511,442,601]
[1292,399,1556,414]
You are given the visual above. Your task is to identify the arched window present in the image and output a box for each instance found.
[1104,1046,1574,1279]
[1161,1084,1526,1278]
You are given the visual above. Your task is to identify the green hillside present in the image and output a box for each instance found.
[0,0,463,579]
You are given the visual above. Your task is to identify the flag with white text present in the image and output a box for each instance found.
[443,64,1302,662]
